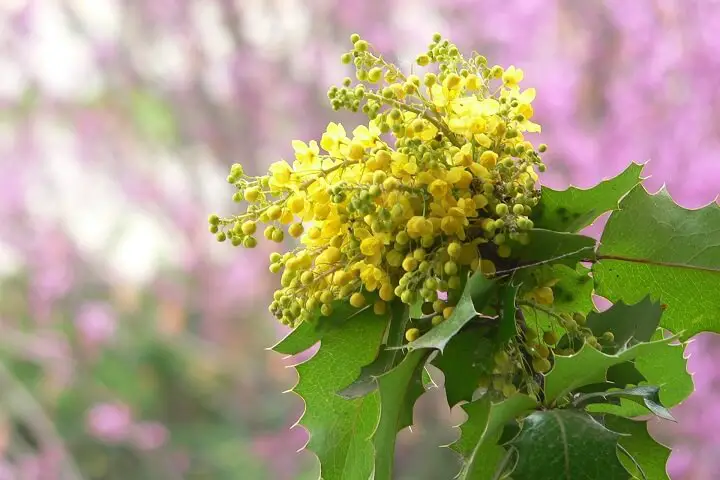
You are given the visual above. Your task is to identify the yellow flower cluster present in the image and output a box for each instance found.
[209,34,548,328]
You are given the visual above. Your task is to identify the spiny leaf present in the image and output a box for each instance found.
[544,336,674,405]
[338,301,409,399]
[452,394,538,480]
[508,409,628,480]
[272,301,363,355]
[406,272,497,352]
[293,306,388,480]
[372,349,430,480]
[574,385,674,421]
[593,184,720,340]
[589,331,692,418]
[433,325,495,408]
[532,162,644,232]
[586,297,662,352]
[605,415,671,480]
[514,229,597,267]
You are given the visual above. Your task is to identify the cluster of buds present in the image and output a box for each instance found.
[210,34,548,330]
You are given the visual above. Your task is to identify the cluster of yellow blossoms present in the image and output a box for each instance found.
[209,34,547,329]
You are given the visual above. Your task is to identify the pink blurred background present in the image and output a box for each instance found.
[0,1,718,478]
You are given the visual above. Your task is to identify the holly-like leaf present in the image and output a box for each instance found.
[605,415,671,480]
[372,349,430,480]
[406,272,497,352]
[574,385,674,421]
[593,185,720,340]
[532,162,644,232]
[586,297,662,352]
[544,336,674,405]
[508,409,628,480]
[451,394,538,480]
[514,229,597,267]
[433,325,495,408]
[497,284,519,345]
[272,301,362,355]
[293,306,388,480]
[589,331,692,418]
[338,301,409,399]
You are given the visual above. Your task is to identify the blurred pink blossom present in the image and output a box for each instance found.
[74,302,117,346]
[86,403,132,444]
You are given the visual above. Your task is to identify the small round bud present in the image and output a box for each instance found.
[241,220,257,235]
[354,39,368,52]
[532,357,552,373]
[442,306,455,319]
[320,303,333,317]
[444,261,458,276]
[538,144,548,153]
[243,236,257,248]
[495,203,509,216]
[497,245,511,258]
[341,53,352,64]
[543,331,559,345]
[289,223,304,238]
[350,292,366,308]
[209,214,220,225]
[431,315,444,326]
[532,343,550,358]
[405,328,421,342]
[416,54,430,66]
[216,232,226,242]
[350,33,360,44]
[447,242,462,259]
[602,332,615,342]
[271,229,285,243]
[573,312,587,326]
[368,67,383,83]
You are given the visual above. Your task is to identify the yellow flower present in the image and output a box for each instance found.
[352,123,381,148]
[320,122,347,157]
[269,160,293,189]
[292,140,320,165]
[428,179,449,199]
[407,216,434,239]
[479,151,498,168]
[502,65,524,88]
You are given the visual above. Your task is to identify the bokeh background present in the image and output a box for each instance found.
[0,1,719,479]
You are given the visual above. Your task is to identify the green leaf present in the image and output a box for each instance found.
[407,272,497,352]
[372,349,430,480]
[272,301,361,355]
[452,394,538,480]
[574,385,674,421]
[293,306,388,480]
[605,415,671,480]
[433,325,495,408]
[497,285,519,344]
[532,162,644,232]
[508,409,628,480]
[338,301,409,398]
[544,336,674,405]
[586,297,662,352]
[593,185,720,340]
[422,367,436,389]
[589,332,692,418]
[514,229,597,267]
